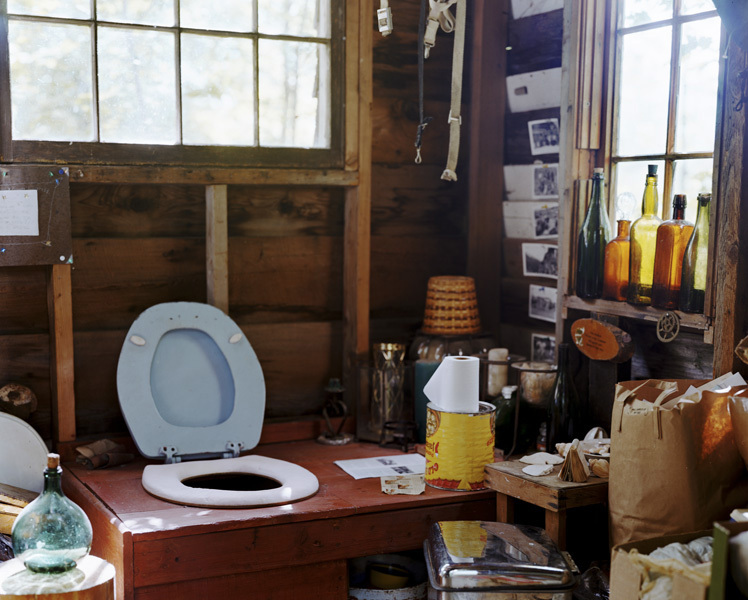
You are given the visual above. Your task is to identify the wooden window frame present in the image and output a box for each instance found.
[0,0,346,171]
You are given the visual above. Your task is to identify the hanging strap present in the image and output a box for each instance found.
[424,0,458,58]
[440,0,465,182]
[414,0,433,164]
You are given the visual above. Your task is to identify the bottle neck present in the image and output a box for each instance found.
[556,344,569,372]
[642,176,659,216]
[43,467,64,494]
[672,204,686,221]
[616,220,630,237]
[695,198,710,230]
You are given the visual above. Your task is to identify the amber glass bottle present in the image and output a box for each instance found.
[652,195,694,309]
[602,220,631,301]
[679,193,712,313]
[575,168,610,298]
[627,165,662,305]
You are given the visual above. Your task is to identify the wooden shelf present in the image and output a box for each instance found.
[563,295,711,331]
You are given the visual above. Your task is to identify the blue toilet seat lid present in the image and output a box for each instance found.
[117,302,265,460]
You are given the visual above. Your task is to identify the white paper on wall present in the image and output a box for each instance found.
[504,163,559,201]
[502,201,559,239]
[511,0,564,20]
[0,190,39,236]
[506,68,562,113]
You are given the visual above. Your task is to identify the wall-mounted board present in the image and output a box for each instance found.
[0,166,71,267]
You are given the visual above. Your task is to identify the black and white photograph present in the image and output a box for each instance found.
[528,284,557,323]
[533,203,559,238]
[532,164,559,199]
[528,118,560,155]
[531,333,556,363]
[522,243,558,279]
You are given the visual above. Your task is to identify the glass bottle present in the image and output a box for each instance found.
[12,454,93,573]
[679,193,712,313]
[602,220,631,301]
[575,168,611,298]
[652,195,694,309]
[627,165,662,305]
[545,343,581,452]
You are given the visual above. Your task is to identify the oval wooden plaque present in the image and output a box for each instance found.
[571,318,634,363]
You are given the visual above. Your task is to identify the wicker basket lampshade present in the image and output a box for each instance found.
[422,276,481,335]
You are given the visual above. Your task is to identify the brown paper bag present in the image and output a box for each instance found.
[609,379,748,545]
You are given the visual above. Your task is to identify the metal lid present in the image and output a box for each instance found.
[424,521,578,592]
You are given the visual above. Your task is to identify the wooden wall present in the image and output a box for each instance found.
[0,2,470,443]
[499,7,562,362]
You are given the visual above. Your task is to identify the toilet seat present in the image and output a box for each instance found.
[142,455,319,507]
[117,302,319,507]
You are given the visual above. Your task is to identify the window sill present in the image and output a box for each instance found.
[563,294,711,331]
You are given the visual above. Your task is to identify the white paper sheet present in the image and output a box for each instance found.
[0,190,39,236]
[334,454,426,480]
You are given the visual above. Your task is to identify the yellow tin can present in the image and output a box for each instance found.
[425,401,496,491]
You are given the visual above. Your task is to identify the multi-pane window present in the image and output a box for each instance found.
[5,0,338,163]
[611,0,721,223]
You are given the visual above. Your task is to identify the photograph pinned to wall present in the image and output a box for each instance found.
[533,203,559,238]
[528,118,560,155]
[529,284,557,323]
[532,163,559,199]
[531,333,556,363]
[522,243,558,279]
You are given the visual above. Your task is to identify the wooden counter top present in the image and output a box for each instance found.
[64,440,496,599]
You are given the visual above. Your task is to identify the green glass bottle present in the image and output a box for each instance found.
[575,168,611,298]
[12,454,93,573]
[627,165,662,305]
[545,343,582,451]
[679,193,712,313]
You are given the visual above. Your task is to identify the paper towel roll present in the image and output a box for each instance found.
[423,355,480,413]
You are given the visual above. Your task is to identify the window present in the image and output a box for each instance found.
[610,0,721,223]
[2,0,343,167]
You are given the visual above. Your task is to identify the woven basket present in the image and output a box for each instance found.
[422,276,481,335]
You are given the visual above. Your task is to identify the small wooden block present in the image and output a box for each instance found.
[571,318,634,363]
[0,483,37,508]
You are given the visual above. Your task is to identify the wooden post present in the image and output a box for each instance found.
[47,264,76,443]
[466,0,509,340]
[343,0,372,407]
[206,184,229,314]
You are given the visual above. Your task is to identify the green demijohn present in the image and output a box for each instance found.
[11,453,93,573]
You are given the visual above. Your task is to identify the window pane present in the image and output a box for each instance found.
[8,0,90,19]
[98,27,178,144]
[9,21,94,141]
[616,27,671,156]
[613,161,665,222]
[96,0,174,26]
[674,18,721,153]
[259,40,330,148]
[258,0,331,38]
[672,159,713,222]
[680,0,715,15]
[622,0,672,28]
[181,35,255,146]
[180,0,255,32]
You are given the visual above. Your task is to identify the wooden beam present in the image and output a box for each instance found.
[47,264,76,443]
[65,165,359,186]
[344,0,360,171]
[467,0,509,340]
[0,0,12,162]
[343,0,372,407]
[712,38,748,377]
[206,185,229,313]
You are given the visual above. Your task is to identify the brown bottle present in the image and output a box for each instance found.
[602,220,630,301]
[651,194,694,309]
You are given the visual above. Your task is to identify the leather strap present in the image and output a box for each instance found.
[440,0,465,182]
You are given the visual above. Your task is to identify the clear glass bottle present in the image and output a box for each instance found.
[575,168,611,298]
[12,454,93,573]
[652,194,694,309]
[545,343,581,452]
[602,220,631,301]
[627,165,662,305]
[679,193,712,313]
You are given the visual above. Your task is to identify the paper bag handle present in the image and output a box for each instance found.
[612,381,651,432]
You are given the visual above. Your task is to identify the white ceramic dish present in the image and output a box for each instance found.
[0,412,48,493]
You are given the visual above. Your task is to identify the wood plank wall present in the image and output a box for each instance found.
[0,2,469,442]
[499,8,562,362]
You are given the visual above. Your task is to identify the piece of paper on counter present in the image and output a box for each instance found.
[334,454,426,480]
[381,474,425,495]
